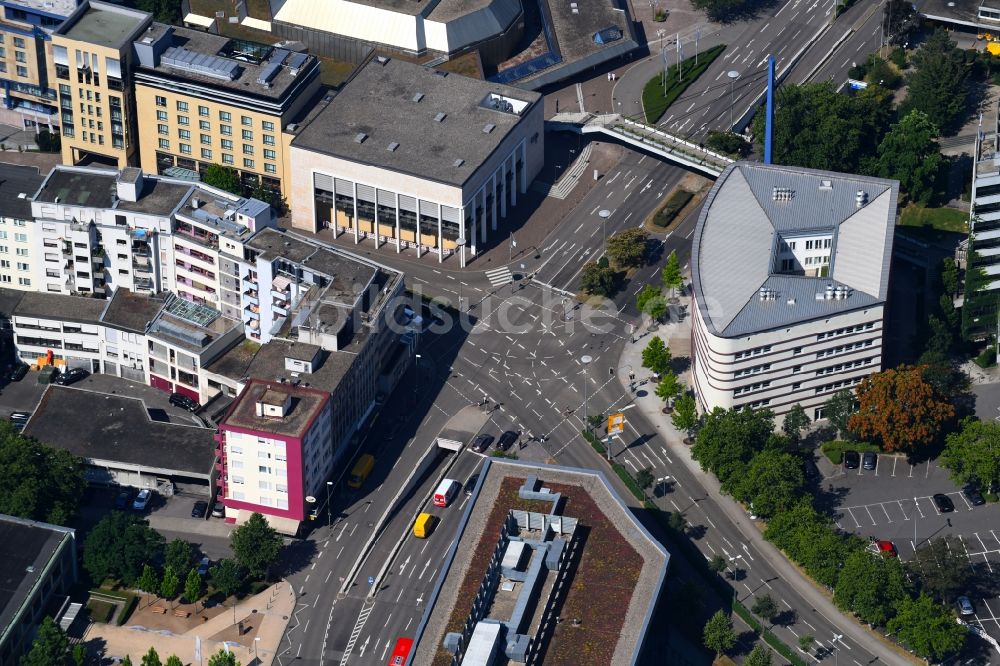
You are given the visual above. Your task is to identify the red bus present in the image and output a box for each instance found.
[387,637,413,666]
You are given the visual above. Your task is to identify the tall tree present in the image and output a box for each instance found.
[876,110,942,205]
[141,647,162,666]
[83,512,164,586]
[635,284,667,320]
[940,417,1000,491]
[579,261,618,297]
[164,539,193,577]
[661,251,683,297]
[655,370,682,407]
[210,559,243,599]
[202,164,243,195]
[886,594,966,661]
[731,450,805,519]
[160,566,179,601]
[671,393,699,439]
[0,425,86,525]
[941,257,959,296]
[606,228,648,269]
[702,609,736,656]
[691,407,774,488]
[20,616,69,666]
[207,649,241,666]
[136,564,160,599]
[183,567,203,604]
[849,365,955,452]
[165,657,183,666]
[823,389,856,440]
[745,644,773,666]
[782,404,810,442]
[834,549,909,626]
[765,501,859,588]
[751,595,778,624]
[641,336,672,376]
[903,29,969,135]
[908,536,971,603]
[230,512,283,580]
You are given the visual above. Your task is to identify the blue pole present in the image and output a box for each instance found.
[765,55,775,164]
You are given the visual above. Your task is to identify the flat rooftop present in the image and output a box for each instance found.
[0,163,44,220]
[148,295,241,353]
[100,288,166,334]
[0,287,25,317]
[291,56,540,187]
[0,515,73,636]
[136,25,318,102]
[221,379,329,440]
[117,177,193,217]
[13,291,107,324]
[4,0,78,18]
[23,386,216,476]
[920,0,989,26]
[35,167,115,209]
[57,1,148,49]
[205,337,356,394]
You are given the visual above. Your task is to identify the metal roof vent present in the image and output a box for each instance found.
[771,187,794,201]
[375,56,390,66]
[387,142,399,152]
[412,92,424,103]
[453,158,464,167]
[856,190,867,207]
[819,179,833,190]
[483,123,496,134]
[786,297,796,305]
[434,112,447,122]
[434,70,448,77]
[354,133,367,144]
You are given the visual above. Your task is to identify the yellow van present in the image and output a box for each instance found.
[413,512,438,538]
[347,454,375,489]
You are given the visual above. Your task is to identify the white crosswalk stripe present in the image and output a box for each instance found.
[485,267,513,287]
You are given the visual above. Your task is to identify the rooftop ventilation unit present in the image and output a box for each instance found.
[354,133,367,144]
[483,124,496,134]
[161,46,240,81]
[387,142,399,152]
[412,92,424,103]
[771,186,794,201]
[819,179,833,190]
[453,158,464,167]
[434,112,446,122]
[856,190,867,207]
[758,287,776,301]
[375,56,390,66]
[434,70,448,77]
[287,51,308,75]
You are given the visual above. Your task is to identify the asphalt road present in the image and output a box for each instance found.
[788,0,886,86]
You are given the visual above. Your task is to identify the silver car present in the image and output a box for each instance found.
[957,596,974,616]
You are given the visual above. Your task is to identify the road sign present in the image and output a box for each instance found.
[368,575,375,586]
[608,412,625,436]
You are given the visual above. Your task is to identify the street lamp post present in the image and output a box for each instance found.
[254,637,261,658]
[326,480,333,526]
[581,354,592,432]
[598,209,611,255]
[727,71,739,130]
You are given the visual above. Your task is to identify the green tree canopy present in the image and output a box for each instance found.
[834,549,909,626]
[0,423,86,525]
[184,567,203,604]
[579,261,618,296]
[83,512,164,586]
[876,110,942,205]
[745,644,773,666]
[635,284,667,320]
[781,403,810,442]
[606,228,648,269]
[231,512,283,580]
[765,500,861,588]
[134,0,180,23]
[635,467,655,490]
[731,450,805,519]
[210,559,243,598]
[702,609,736,655]
[136,563,160,597]
[641,336,672,376]
[207,649,241,666]
[670,393,699,438]
[902,29,969,135]
[908,536,971,603]
[160,566,179,600]
[20,616,69,666]
[824,389,856,440]
[655,370,682,405]
[141,647,162,666]
[661,250,683,296]
[691,407,774,488]
[941,417,1000,491]
[164,539,194,577]
[165,657,183,666]
[886,593,966,661]
[751,595,778,623]
[202,164,243,195]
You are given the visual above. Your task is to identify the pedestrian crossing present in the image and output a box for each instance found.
[485,267,513,287]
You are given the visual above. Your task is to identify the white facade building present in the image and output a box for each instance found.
[690,162,898,422]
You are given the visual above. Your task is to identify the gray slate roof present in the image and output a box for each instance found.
[691,162,897,338]
[0,164,43,220]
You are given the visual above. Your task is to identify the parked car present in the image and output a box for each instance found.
[957,596,975,616]
[132,488,152,511]
[211,502,225,518]
[963,485,985,507]
[862,452,877,471]
[197,556,211,576]
[464,473,480,496]
[843,451,861,469]
[497,430,519,451]
[932,493,955,513]
[54,367,88,386]
[9,411,29,431]
[866,538,898,558]
[8,363,27,382]
[114,490,132,510]
[470,434,493,453]
[169,393,200,412]
[191,500,209,518]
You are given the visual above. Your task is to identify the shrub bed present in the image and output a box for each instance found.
[653,190,694,228]
[641,45,727,123]
[86,599,115,623]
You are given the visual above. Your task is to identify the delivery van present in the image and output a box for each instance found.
[413,512,438,538]
[433,478,460,507]
[348,454,375,489]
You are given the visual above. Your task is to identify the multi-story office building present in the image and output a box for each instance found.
[289,56,544,265]
[690,162,897,423]
[12,289,105,371]
[131,25,320,197]
[0,163,44,290]
[0,0,79,131]
[49,0,150,166]
[965,102,1000,337]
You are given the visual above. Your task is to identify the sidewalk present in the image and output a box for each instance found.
[82,581,295,665]
[615,287,918,666]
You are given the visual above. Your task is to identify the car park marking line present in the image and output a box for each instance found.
[878,503,892,523]
[863,506,877,525]
[956,492,974,511]
[913,499,925,519]
[845,508,862,528]
[896,500,909,520]
[891,457,897,477]
[991,530,1000,549]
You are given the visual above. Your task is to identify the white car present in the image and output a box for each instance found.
[957,596,975,616]
[132,488,153,511]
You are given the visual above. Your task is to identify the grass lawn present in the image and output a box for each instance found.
[86,599,116,623]
[641,44,726,124]
[899,203,968,234]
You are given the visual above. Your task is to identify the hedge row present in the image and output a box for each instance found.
[653,190,694,228]
[641,44,727,124]
[820,439,881,464]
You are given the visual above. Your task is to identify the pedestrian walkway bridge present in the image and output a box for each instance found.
[548,112,731,177]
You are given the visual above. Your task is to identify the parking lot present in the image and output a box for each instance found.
[820,451,1000,648]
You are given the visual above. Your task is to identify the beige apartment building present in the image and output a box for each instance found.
[50,0,150,167]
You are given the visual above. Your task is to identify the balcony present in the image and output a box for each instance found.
[272,301,287,316]
[132,255,152,271]
[176,243,216,266]
[175,260,216,281]
[271,289,289,302]
[243,289,258,305]
[135,277,155,291]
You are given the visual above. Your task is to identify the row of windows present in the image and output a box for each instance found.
[0,63,29,77]
[734,380,770,396]
[157,139,275,171]
[0,260,29,270]
[805,238,832,250]
[816,322,875,341]
[0,275,29,285]
[227,475,288,492]
[816,356,874,376]
[152,97,275,130]
[803,255,829,266]
[734,363,770,378]
[153,111,276,144]
[814,376,863,395]
[0,231,28,242]
[743,398,771,409]
[735,345,772,360]
[816,339,874,359]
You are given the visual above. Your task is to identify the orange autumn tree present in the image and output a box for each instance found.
[848,364,955,452]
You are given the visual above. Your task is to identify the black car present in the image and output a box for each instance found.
[191,500,209,518]
[464,473,480,496]
[932,493,955,513]
[54,368,88,386]
[497,430,519,451]
[114,490,132,510]
[470,434,494,453]
[963,485,986,506]
[862,452,877,471]
[8,363,27,382]
[169,393,200,412]
[844,451,861,469]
